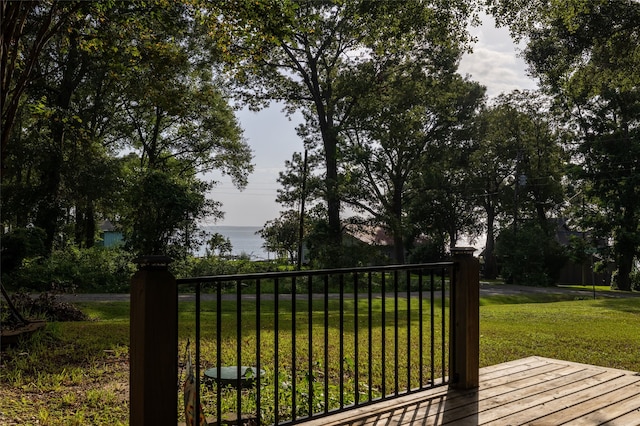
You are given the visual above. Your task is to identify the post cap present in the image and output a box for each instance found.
[451,247,476,257]
[134,255,173,270]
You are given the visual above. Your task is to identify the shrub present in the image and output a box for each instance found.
[0,227,47,273]
[2,247,135,293]
[496,221,568,286]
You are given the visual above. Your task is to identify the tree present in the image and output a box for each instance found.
[2,1,254,258]
[488,0,640,290]
[468,90,567,279]
[1,0,84,175]
[206,233,233,257]
[258,210,301,263]
[111,8,253,255]
[1,2,129,251]
[213,0,476,266]
[343,64,484,263]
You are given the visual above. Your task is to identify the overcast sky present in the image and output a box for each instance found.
[205,15,539,227]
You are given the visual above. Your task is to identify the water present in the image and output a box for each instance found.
[198,225,270,260]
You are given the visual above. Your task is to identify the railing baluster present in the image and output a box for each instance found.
[307,273,313,418]
[339,273,344,409]
[323,274,329,414]
[236,279,242,423]
[274,276,280,425]
[418,269,424,388]
[381,272,386,398]
[256,278,262,422]
[367,271,373,403]
[216,281,222,425]
[441,269,447,382]
[406,269,411,391]
[394,270,399,396]
[292,275,297,421]
[430,270,435,387]
[195,282,201,424]
[353,271,359,406]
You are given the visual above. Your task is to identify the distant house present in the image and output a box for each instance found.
[98,220,124,248]
[341,224,398,264]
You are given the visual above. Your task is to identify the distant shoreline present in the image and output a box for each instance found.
[198,225,269,260]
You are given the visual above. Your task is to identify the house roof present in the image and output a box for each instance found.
[98,219,116,232]
[344,224,394,246]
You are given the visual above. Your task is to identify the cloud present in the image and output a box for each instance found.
[459,14,539,98]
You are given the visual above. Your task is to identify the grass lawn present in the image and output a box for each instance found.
[1,293,639,425]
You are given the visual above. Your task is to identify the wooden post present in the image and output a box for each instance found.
[130,255,177,425]
[450,247,480,389]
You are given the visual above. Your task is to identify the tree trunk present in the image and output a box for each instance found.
[391,184,405,264]
[33,28,86,254]
[484,205,498,279]
[319,113,342,266]
[615,252,633,291]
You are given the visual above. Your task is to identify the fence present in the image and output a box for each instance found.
[129,248,479,425]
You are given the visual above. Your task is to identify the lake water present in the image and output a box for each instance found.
[198,225,270,260]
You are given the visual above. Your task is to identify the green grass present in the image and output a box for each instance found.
[479,297,640,371]
[1,293,639,424]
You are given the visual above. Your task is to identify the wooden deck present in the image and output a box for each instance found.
[302,356,640,426]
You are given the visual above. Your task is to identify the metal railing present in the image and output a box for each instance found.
[177,262,454,425]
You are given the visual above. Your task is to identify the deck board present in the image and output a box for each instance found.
[300,356,640,425]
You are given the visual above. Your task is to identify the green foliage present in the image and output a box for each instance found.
[205,233,233,257]
[0,227,47,273]
[171,256,278,280]
[2,247,135,293]
[495,221,568,286]
[217,0,478,267]
[489,0,640,290]
[123,169,213,256]
[407,239,448,264]
[630,268,640,292]
[258,210,302,263]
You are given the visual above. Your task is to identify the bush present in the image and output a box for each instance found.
[2,246,135,293]
[0,227,47,273]
[171,256,279,280]
[495,221,568,286]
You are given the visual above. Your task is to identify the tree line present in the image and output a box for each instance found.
[2,0,639,290]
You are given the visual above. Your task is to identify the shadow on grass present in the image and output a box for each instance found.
[479,293,580,306]
[592,298,640,314]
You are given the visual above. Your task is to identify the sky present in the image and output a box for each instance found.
[205,15,539,228]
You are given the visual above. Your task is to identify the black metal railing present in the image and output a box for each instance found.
[177,262,454,425]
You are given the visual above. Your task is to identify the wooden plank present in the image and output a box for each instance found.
[477,357,551,379]
[484,372,639,425]
[303,360,560,426]
[354,363,572,426]
[524,377,640,424]
[434,368,611,424]
[600,408,640,426]
[571,387,640,426]
[296,358,640,426]
[362,364,592,426]
[477,356,548,374]
[300,387,451,426]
